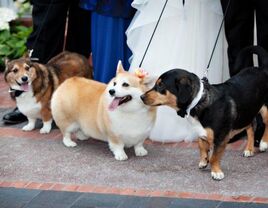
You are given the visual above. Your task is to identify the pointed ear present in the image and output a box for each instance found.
[23,50,30,58]
[140,75,157,89]
[116,60,125,74]
[4,57,10,66]
[175,77,192,104]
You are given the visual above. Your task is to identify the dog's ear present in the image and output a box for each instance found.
[4,57,9,66]
[4,57,10,73]
[175,77,192,104]
[116,60,125,74]
[140,75,157,89]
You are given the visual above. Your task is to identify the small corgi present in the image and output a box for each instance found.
[51,61,156,160]
[4,51,92,133]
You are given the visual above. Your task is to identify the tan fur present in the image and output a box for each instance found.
[53,77,106,139]
[143,90,179,110]
[244,125,255,156]
[51,67,156,159]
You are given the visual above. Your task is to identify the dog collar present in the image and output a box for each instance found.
[9,88,25,97]
[185,79,204,117]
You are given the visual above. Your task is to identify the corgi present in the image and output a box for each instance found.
[51,61,156,160]
[4,51,92,133]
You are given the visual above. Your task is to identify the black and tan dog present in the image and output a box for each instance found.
[4,51,92,134]
[141,46,268,180]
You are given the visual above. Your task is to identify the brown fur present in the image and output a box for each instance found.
[4,51,92,129]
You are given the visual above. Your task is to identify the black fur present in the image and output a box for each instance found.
[152,46,268,147]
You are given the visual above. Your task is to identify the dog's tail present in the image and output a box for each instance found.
[233,45,268,75]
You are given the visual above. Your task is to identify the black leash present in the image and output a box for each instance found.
[204,0,231,79]
[29,0,54,62]
[138,0,169,68]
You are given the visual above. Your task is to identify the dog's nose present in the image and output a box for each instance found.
[21,76,28,82]
[140,94,145,101]
[109,89,115,96]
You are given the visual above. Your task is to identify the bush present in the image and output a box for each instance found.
[0,23,32,71]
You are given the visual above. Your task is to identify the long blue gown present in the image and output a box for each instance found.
[80,0,135,83]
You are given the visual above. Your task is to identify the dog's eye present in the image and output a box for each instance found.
[122,82,129,87]
[25,65,30,71]
[13,68,18,73]
[113,82,116,86]
[157,82,166,94]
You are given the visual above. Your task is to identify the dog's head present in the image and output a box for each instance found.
[106,61,155,112]
[4,57,38,92]
[141,69,201,117]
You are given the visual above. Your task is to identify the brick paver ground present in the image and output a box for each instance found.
[0,73,268,207]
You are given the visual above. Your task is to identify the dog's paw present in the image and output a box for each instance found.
[243,150,254,157]
[198,160,208,169]
[22,124,35,131]
[135,146,148,157]
[114,152,128,161]
[40,126,51,134]
[63,138,77,147]
[259,140,268,152]
[211,171,224,180]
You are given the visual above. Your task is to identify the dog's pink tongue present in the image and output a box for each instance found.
[21,83,29,91]
[108,98,120,111]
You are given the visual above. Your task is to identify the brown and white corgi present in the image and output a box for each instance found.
[4,51,92,133]
[51,61,156,160]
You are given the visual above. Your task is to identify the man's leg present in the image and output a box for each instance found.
[26,0,69,63]
[65,0,91,58]
[220,0,254,76]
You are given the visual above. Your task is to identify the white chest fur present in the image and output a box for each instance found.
[16,90,41,119]
[187,116,207,139]
[108,109,154,147]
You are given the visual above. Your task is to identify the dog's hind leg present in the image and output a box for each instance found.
[259,105,268,152]
[62,123,79,147]
[134,141,148,157]
[108,138,128,161]
[243,125,255,157]
[63,132,77,147]
[198,138,210,169]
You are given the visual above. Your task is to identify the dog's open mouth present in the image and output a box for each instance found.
[16,80,30,92]
[108,95,132,111]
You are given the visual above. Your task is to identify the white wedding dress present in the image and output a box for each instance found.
[126,0,229,142]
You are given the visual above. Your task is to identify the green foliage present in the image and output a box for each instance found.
[0,23,32,70]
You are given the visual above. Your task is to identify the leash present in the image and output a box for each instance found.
[138,0,169,68]
[28,0,54,62]
[203,0,231,80]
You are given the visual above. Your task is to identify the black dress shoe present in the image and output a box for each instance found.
[2,108,27,124]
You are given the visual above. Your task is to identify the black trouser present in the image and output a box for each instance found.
[27,0,91,63]
[221,0,268,76]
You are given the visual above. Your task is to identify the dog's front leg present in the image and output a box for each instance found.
[108,138,128,161]
[40,106,52,134]
[198,138,210,169]
[134,141,148,157]
[22,118,36,131]
[210,142,227,180]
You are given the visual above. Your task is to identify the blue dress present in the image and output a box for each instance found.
[80,0,135,83]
